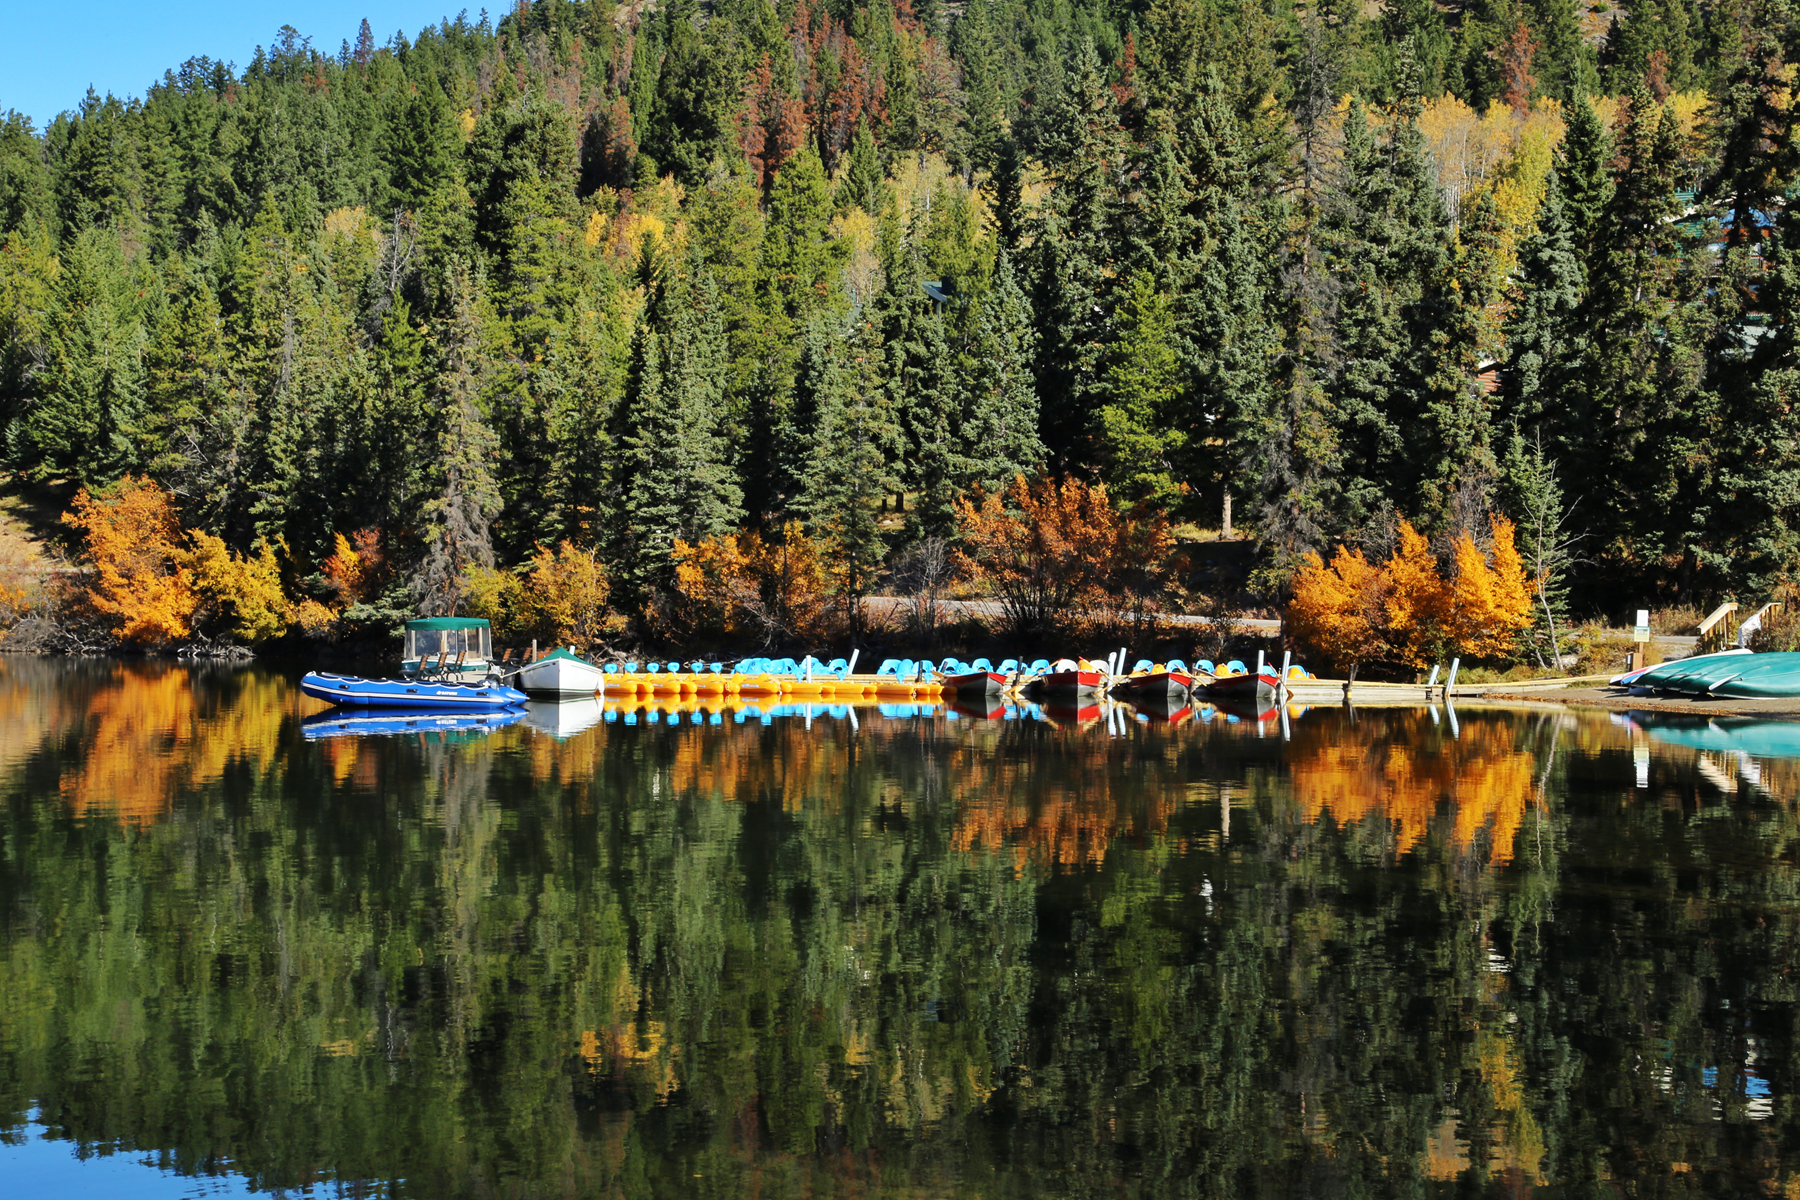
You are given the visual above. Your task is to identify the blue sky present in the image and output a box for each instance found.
[1,2,473,129]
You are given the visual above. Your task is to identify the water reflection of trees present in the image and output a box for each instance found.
[3,667,1800,1195]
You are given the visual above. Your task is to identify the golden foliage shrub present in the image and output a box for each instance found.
[672,521,831,645]
[466,541,617,650]
[522,540,615,648]
[188,533,290,643]
[953,474,1176,638]
[1287,517,1534,673]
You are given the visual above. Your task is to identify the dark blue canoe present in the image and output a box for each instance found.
[301,671,527,711]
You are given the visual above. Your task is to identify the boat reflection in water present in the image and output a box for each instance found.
[10,658,1800,1198]
[301,707,527,741]
[1629,711,1800,759]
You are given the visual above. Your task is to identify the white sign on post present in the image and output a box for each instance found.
[1633,609,1650,641]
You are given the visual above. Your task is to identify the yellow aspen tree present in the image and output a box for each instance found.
[1383,522,1450,668]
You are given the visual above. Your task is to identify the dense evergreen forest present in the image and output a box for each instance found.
[1,0,1796,636]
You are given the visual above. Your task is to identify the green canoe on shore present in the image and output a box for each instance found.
[1628,650,1800,698]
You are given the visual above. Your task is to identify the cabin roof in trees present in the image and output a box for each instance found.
[404,617,492,631]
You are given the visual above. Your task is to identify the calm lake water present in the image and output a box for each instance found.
[2,658,1798,1198]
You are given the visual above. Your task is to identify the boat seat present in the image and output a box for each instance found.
[971,658,994,673]
[1166,659,1188,672]
[646,662,660,673]
[1027,659,1051,675]
[997,658,1019,673]
[604,663,619,674]
[877,659,901,677]
[1133,659,1154,673]
[624,661,640,672]
[1194,660,1213,675]
[1225,659,1246,676]
[710,662,723,673]
[666,662,680,673]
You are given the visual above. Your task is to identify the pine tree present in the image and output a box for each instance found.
[1525,0,1599,100]
[1556,90,1615,253]
[1702,0,1794,250]
[0,111,48,235]
[384,82,457,213]
[1502,173,1587,451]
[25,228,149,486]
[799,313,902,631]
[1028,38,1127,469]
[961,247,1044,491]
[1318,78,1456,528]
[412,262,503,615]
[1097,271,1184,505]
[838,124,892,217]
[1499,429,1577,667]
[879,224,958,531]
[611,272,743,600]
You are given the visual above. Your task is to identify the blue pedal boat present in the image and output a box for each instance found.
[301,671,527,711]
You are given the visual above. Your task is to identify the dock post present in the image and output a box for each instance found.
[1344,663,1358,702]
[847,648,859,676]
[1279,649,1291,699]
[1445,658,1461,698]
[1426,664,1440,697]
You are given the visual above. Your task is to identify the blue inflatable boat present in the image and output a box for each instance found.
[301,671,527,711]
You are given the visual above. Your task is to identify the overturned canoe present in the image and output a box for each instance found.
[1612,648,1751,691]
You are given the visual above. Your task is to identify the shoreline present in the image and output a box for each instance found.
[1480,686,1800,719]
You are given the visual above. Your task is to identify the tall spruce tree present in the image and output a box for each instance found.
[800,313,902,631]
[961,247,1045,492]
[1502,173,1588,455]
[24,228,149,487]
[412,262,502,615]
[611,270,744,599]
[1028,38,1127,469]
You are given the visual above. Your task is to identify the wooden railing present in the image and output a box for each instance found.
[1697,602,1740,654]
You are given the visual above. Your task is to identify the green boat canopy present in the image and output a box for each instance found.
[404,617,492,631]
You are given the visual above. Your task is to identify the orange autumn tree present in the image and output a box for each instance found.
[64,477,304,647]
[1287,517,1534,673]
[954,474,1175,638]
[62,476,198,645]
[671,521,832,645]
[1286,545,1387,669]
[1447,516,1534,658]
